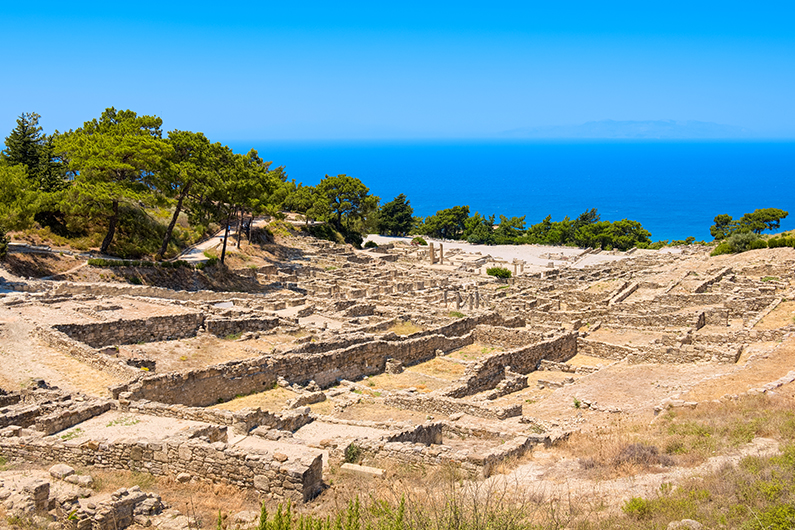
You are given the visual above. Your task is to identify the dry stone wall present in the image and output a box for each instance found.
[204,317,279,337]
[35,327,141,379]
[111,333,475,406]
[443,333,578,398]
[53,313,204,348]
[0,428,323,502]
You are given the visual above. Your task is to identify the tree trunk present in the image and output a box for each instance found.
[236,209,243,249]
[156,183,191,261]
[100,200,119,254]
[220,209,234,265]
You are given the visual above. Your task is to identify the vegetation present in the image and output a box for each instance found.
[414,207,652,250]
[377,193,414,236]
[0,226,7,259]
[0,110,378,258]
[2,111,789,260]
[486,266,511,279]
[710,208,789,240]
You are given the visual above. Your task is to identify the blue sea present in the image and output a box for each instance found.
[228,140,795,242]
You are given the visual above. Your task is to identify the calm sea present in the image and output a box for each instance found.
[228,140,795,242]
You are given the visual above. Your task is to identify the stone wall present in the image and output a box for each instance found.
[384,392,521,420]
[53,313,204,348]
[111,333,475,407]
[578,337,741,364]
[205,317,280,337]
[0,428,323,502]
[35,327,141,380]
[118,399,312,434]
[34,401,112,435]
[443,333,578,398]
[472,325,546,349]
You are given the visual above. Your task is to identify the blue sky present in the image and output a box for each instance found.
[2,1,794,140]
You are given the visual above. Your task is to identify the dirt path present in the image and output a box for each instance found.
[0,304,120,395]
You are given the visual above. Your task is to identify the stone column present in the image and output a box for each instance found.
[468,294,473,310]
[475,291,479,308]
[520,261,525,274]
[443,290,448,306]
[429,243,436,264]
[439,243,444,264]
[513,261,518,276]
[456,292,463,310]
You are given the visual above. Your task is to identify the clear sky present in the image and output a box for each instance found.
[2,1,794,140]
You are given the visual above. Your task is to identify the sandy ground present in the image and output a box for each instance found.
[365,235,634,271]
[0,303,120,396]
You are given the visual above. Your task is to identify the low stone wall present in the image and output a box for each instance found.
[354,431,544,478]
[64,486,163,530]
[578,337,741,364]
[472,325,545,349]
[443,333,578,398]
[53,313,204,348]
[0,389,22,408]
[384,393,521,420]
[111,333,475,407]
[118,399,312,433]
[0,428,323,502]
[385,422,443,445]
[694,267,732,293]
[34,401,112,435]
[35,327,141,380]
[205,317,279,337]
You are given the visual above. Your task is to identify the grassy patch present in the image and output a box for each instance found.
[106,415,140,427]
[387,320,424,336]
[60,427,83,441]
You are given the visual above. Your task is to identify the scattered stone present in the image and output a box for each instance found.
[48,464,75,480]
[341,463,385,478]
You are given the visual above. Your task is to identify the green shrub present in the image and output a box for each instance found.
[196,256,218,270]
[768,236,795,248]
[623,497,653,519]
[749,239,769,250]
[344,443,362,463]
[363,240,378,248]
[486,266,511,279]
[711,242,733,256]
[448,311,465,318]
[411,236,427,246]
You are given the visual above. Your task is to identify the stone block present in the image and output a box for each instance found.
[341,463,385,478]
[49,463,75,480]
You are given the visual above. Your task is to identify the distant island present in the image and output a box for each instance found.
[500,119,754,139]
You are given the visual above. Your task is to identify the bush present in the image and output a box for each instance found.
[768,236,795,248]
[363,240,378,249]
[486,266,511,279]
[344,443,362,463]
[613,443,674,467]
[411,236,427,246]
[749,239,769,250]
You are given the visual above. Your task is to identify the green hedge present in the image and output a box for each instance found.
[88,258,195,269]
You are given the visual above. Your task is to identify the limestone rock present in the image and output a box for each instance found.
[49,464,75,480]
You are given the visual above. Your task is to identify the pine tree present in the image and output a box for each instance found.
[2,112,45,176]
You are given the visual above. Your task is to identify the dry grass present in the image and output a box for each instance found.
[386,320,424,336]
[562,392,795,479]
[447,343,503,361]
[88,468,260,527]
[363,371,447,393]
[210,386,296,412]
[406,357,466,380]
[754,300,795,330]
